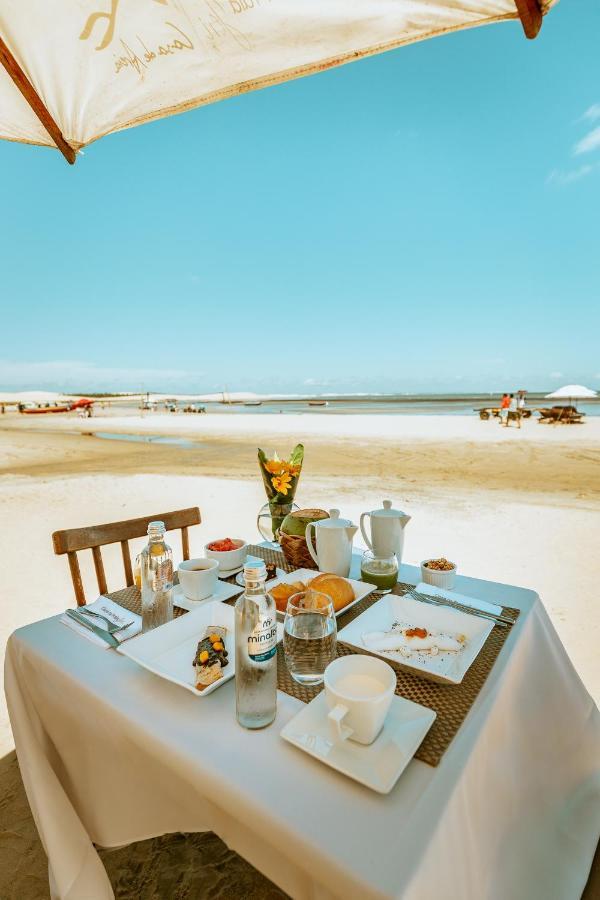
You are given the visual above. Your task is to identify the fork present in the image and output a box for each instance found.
[78,608,134,633]
[407,589,511,628]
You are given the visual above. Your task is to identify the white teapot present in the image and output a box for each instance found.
[306,509,358,577]
[360,500,411,563]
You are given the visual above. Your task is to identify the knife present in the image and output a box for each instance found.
[66,609,120,648]
[408,590,513,627]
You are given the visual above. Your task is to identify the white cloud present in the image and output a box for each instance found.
[574,126,600,155]
[582,103,600,122]
[547,164,596,186]
[0,360,203,391]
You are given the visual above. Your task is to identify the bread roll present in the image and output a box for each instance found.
[270,580,306,612]
[308,574,355,611]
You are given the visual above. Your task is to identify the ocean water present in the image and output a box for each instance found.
[172,396,600,417]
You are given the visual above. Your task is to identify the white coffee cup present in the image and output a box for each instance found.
[324,655,396,745]
[177,558,218,602]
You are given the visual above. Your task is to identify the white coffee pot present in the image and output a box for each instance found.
[360,500,411,563]
[306,509,358,577]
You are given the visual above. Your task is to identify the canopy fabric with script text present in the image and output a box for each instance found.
[0,0,556,162]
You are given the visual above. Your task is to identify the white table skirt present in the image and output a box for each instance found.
[5,567,600,900]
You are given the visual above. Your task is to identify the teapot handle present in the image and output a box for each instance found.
[359,512,373,550]
[305,522,319,566]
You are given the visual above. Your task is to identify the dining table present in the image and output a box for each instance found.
[5,556,600,900]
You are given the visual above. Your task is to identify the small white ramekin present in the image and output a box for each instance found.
[420,560,457,590]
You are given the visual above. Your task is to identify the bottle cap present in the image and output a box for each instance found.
[147,520,165,536]
[244,558,266,579]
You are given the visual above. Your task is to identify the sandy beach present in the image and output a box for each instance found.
[1,408,598,759]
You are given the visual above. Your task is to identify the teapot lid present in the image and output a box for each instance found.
[318,508,353,528]
[372,499,407,517]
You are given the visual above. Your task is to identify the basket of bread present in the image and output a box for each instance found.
[270,572,355,614]
[279,508,329,570]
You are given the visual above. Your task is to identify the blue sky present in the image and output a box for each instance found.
[1,1,599,395]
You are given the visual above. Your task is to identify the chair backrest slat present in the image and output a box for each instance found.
[181,525,190,561]
[121,540,134,587]
[53,507,201,606]
[67,551,85,607]
[91,545,108,595]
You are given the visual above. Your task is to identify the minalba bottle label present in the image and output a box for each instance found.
[247,613,277,662]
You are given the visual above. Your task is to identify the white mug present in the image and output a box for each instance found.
[177,558,218,602]
[324,655,396,745]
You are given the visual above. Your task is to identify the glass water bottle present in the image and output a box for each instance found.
[140,521,173,632]
[235,559,277,728]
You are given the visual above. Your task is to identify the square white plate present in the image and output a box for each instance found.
[280,692,435,794]
[337,593,494,685]
[173,579,242,612]
[118,601,283,696]
[267,568,376,618]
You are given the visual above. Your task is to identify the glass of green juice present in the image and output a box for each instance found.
[360,551,398,593]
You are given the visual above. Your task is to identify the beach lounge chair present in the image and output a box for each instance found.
[52,507,201,606]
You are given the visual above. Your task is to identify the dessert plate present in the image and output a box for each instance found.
[267,568,376,619]
[338,593,493,685]
[118,601,283,696]
[280,692,435,794]
[172,579,242,612]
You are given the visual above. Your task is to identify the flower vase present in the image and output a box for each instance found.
[257,500,299,545]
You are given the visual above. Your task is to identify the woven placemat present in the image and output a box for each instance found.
[107,545,519,767]
[249,545,520,767]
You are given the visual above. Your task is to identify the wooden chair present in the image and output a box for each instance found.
[53,507,201,606]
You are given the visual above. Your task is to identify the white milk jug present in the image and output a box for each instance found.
[306,509,358,577]
[360,500,411,563]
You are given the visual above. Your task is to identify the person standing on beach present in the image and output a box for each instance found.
[500,393,510,426]
[508,393,520,428]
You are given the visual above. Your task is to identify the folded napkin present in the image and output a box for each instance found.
[414,582,502,617]
[61,596,141,648]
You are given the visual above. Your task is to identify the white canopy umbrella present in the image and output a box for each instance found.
[545,385,598,401]
[0,0,556,164]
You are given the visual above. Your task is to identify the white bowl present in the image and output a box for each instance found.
[420,560,457,590]
[204,539,247,572]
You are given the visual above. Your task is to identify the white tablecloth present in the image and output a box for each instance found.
[5,566,600,900]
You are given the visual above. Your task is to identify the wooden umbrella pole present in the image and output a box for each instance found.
[0,35,76,164]
[514,0,543,39]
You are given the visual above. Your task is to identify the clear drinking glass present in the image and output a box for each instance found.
[360,550,398,593]
[283,590,337,686]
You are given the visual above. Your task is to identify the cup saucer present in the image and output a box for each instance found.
[280,692,435,794]
[172,580,242,612]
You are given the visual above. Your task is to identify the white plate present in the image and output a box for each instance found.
[118,601,283,696]
[280,692,435,794]
[337,593,493,685]
[267,568,376,618]
[173,579,242,612]
[235,567,286,588]
[217,563,245,578]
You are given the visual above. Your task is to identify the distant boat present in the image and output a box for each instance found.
[308,400,328,407]
[244,400,262,407]
[20,398,94,415]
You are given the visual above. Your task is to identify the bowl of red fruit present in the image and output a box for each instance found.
[204,538,247,573]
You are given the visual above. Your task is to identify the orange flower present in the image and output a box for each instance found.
[264,459,283,475]
[272,472,292,495]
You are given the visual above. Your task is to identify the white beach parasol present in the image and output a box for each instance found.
[545,385,598,401]
[0,0,556,164]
